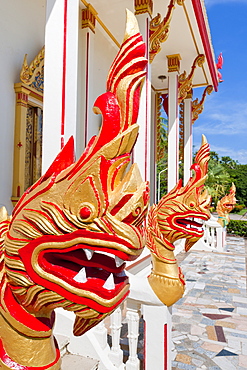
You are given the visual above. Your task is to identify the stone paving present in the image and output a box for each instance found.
[172,236,247,370]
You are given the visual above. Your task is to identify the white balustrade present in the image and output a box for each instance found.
[193,215,226,252]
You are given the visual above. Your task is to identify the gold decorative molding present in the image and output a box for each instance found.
[12,83,43,207]
[149,0,184,63]
[134,0,153,17]
[81,4,97,32]
[191,85,213,124]
[156,93,163,162]
[178,54,205,103]
[179,101,184,161]
[167,54,181,73]
[20,47,44,93]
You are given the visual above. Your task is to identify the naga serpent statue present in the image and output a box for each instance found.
[0,10,211,370]
[147,135,211,306]
[216,183,236,227]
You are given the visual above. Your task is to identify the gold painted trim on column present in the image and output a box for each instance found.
[134,0,153,17]
[191,85,213,124]
[81,4,97,32]
[167,54,181,73]
[80,0,120,47]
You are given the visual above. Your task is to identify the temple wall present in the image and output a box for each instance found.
[0,0,46,213]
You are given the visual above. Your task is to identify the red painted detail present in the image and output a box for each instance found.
[164,323,168,370]
[110,194,133,216]
[145,16,149,182]
[84,32,89,148]
[18,230,142,311]
[192,0,218,91]
[1,285,51,333]
[17,142,23,148]
[143,318,146,370]
[61,0,68,148]
[17,186,20,197]
[0,337,60,370]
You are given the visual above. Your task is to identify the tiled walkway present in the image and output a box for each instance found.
[172,236,247,370]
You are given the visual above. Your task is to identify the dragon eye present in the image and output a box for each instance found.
[80,206,91,219]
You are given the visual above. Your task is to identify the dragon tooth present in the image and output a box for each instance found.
[74,267,87,283]
[84,249,94,260]
[115,256,125,268]
[103,273,115,290]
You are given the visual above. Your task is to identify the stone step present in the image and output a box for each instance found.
[61,354,98,370]
[55,334,99,370]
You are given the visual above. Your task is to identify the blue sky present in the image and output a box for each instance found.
[193,0,247,164]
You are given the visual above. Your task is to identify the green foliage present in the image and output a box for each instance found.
[231,204,245,213]
[227,220,247,237]
[156,118,168,200]
[205,151,231,207]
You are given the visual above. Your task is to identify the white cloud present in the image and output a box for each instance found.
[193,99,247,136]
[193,141,247,164]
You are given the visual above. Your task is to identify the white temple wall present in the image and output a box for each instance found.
[0,0,46,213]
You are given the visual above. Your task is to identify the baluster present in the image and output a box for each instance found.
[109,307,124,369]
[94,320,108,350]
[125,302,140,370]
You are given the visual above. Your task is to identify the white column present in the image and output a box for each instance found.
[142,305,172,370]
[167,54,181,191]
[134,12,151,186]
[183,92,193,185]
[43,0,80,172]
[77,5,97,156]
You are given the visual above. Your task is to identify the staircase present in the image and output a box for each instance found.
[56,334,99,370]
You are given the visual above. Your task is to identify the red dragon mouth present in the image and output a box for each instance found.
[19,229,143,313]
[172,213,208,237]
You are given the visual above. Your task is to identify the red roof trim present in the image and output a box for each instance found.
[192,0,218,92]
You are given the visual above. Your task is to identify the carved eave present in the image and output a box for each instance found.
[20,46,44,94]
[134,0,153,17]
[191,85,213,124]
[149,0,184,63]
[178,54,205,103]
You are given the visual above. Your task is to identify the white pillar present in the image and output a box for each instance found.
[77,5,97,156]
[167,54,181,191]
[43,0,80,173]
[183,91,193,185]
[142,305,172,370]
[134,12,152,186]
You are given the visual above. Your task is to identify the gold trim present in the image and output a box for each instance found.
[80,0,120,48]
[81,5,97,32]
[191,85,213,124]
[12,83,43,206]
[149,0,184,63]
[20,47,44,92]
[167,54,181,72]
[134,0,153,17]
[178,54,205,103]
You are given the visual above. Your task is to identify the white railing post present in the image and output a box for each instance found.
[109,307,124,369]
[125,301,141,370]
[142,305,172,370]
[94,321,109,350]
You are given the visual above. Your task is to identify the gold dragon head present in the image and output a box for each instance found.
[1,10,149,336]
[216,183,236,227]
[155,135,211,252]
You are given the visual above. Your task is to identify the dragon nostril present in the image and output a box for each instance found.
[80,206,91,219]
